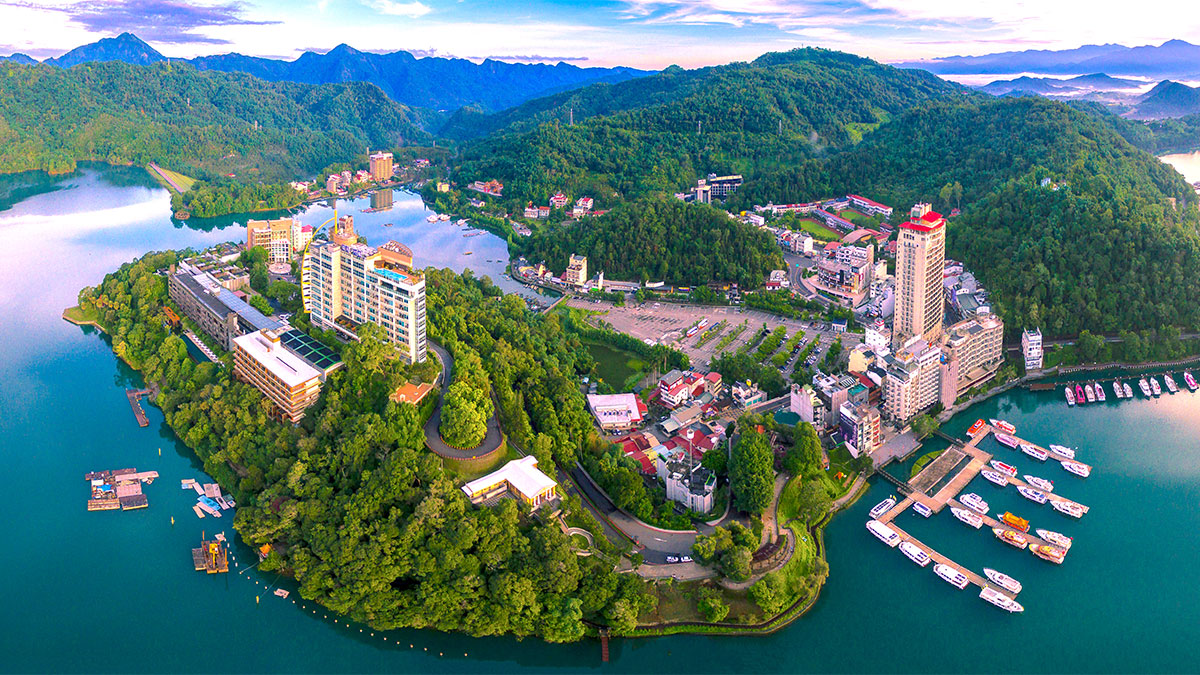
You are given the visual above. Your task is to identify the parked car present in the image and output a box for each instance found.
[665,555,680,563]
[680,555,693,563]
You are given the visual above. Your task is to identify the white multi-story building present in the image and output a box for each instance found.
[1022,328,1044,371]
[882,338,943,423]
[893,203,947,349]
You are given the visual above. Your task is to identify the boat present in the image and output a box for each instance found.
[1151,377,1162,396]
[1049,444,1076,459]
[1075,384,1086,403]
[1185,371,1198,391]
[952,507,984,529]
[866,520,901,547]
[995,433,1019,449]
[1165,374,1179,393]
[1123,382,1133,398]
[1031,544,1067,564]
[1061,460,1091,478]
[990,460,1018,477]
[1024,475,1054,492]
[226,497,236,508]
[425,214,438,223]
[981,469,1008,487]
[1094,383,1106,402]
[1035,529,1073,549]
[960,493,989,514]
[1001,511,1031,532]
[989,419,1016,434]
[1084,384,1095,403]
[1017,486,1048,504]
[1065,387,1076,406]
[1052,500,1085,518]
[382,222,393,228]
[274,589,290,598]
[1139,378,1151,397]
[912,502,933,518]
[983,568,1023,594]
[438,213,450,221]
[934,563,970,589]
[993,527,1029,549]
[967,419,987,436]
[869,497,897,519]
[979,587,1025,613]
[899,541,931,567]
[1020,444,1048,461]
[214,495,231,510]
[456,218,468,226]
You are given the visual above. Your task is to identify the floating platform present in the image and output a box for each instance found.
[192,504,205,519]
[125,388,152,428]
[193,539,228,574]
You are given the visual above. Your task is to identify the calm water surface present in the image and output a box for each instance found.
[2,164,1200,672]
[1160,151,1200,183]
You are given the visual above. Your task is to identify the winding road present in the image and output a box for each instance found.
[423,339,503,459]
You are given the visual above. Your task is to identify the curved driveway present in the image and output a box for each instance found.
[423,339,503,459]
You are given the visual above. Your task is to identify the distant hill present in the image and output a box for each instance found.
[0,53,36,65]
[1065,73,1143,90]
[8,32,651,112]
[897,39,1200,80]
[1130,80,1200,119]
[980,76,1073,96]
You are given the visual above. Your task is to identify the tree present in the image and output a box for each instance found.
[440,381,489,448]
[794,480,831,526]
[696,587,729,622]
[784,422,821,475]
[911,414,940,439]
[247,293,273,315]
[749,571,790,616]
[702,446,728,477]
[729,426,775,515]
[1077,330,1104,362]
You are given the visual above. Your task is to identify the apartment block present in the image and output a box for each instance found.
[246,217,312,263]
[882,338,943,423]
[233,329,323,423]
[839,402,882,457]
[168,260,284,350]
[369,151,394,182]
[940,313,1005,407]
[563,254,588,287]
[1022,327,1044,371]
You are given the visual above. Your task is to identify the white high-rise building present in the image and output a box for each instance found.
[1022,328,1044,371]
[893,203,947,349]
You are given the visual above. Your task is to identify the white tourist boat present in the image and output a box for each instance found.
[1024,475,1054,492]
[993,527,1029,550]
[1139,378,1152,397]
[1061,460,1091,478]
[1084,383,1096,403]
[1094,383,1106,402]
[934,563,969,590]
[1151,377,1162,396]
[1113,380,1124,399]
[1066,387,1076,406]
[425,214,439,222]
[1017,486,1048,504]
[900,541,931,567]
[1020,444,1048,462]
[912,502,933,518]
[1052,500,1085,518]
[1035,529,1073,550]
[989,419,1017,434]
[1185,371,1198,391]
[869,497,897,519]
[979,586,1025,613]
[990,460,1018,477]
[1049,444,1076,460]
[983,568,1023,594]
[960,493,989,514]
[995,433,1019,449]
[867,519,901,547]
[1124,382,1133,398]
[1165,374,1179,394]
[952,506,984,529]
[981,469,1008,487]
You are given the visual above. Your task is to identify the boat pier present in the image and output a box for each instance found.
[874,501,1003,596]
[125,388,152,427]
[85,468,158,511]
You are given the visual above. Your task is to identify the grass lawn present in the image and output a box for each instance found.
[149,165,197,193]
[838,209,882,229]
[642,579,760,625]
[796,218,842,242]
[910,449,944,479]
[63,304,100,326]
[585,341,646,391]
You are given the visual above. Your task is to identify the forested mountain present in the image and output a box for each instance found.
[897,39,1200,80]
[17,32,650,112]
[0,60,438,179]
[1130,81,1200,119]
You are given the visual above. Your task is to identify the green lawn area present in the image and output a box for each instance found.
[910,449,944,478]
[838,209,882,229]
[796,218,842,242]
[149,165,197,193]
[62,304,101,326]
[586,341,647,392]
[641,579,760,625]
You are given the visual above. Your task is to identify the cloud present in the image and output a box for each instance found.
[0,0,278,45]
[470,53,590,63]
[364,0,430,17]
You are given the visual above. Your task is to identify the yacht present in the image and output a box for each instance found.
[425,214,438,223]
[899,541,931,567]
[1113,379,1124,399]
[1052,500,1085,518]
[1049,444,1076,460]
[1020,444,1048,462]
[1094,383,1106,402]
[912,502,933,518]
[1139,378,1152,397]
[1075,384,1086,403]
[1061,460,1091,478]
[1151,377,1162,396]
[438,213,450,221]
[1035,529,1073,550]
[960,493,989,514]
[867,520,901,547]
[990,460,1018,477]
[994,527,1029,549]
[983,568,1023,594]
[1165,374,1179,394]
[1124,382,1133,398]
[1185,371,1198,391]
[1017,486,1048,504]
[952,507,984,528]
[995,433,1019,449]
[989,419,1017,435]
[1031,544,1067,564]
[1024,475,1054,492]
[934,563,970,590]
[1084,383,1096,403]
[981,469,1008,487]
[980,587,1025,613]
[1001,512,1030,533]
[968,419,987,436]
[869,497,897,519]
[1065,387,1076,406]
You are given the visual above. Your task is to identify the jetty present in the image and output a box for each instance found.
[192,535,229,574]
[125,388,152,427]
[86,469,158,511]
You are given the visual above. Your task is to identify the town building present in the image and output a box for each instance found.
[847,194,894,219]
[790,383,821,426]
[940,313,1005,407]
[882,338,943,423]
[390,381,434,406]
[326,175,340,193]
[660,448,716,513]
[461,456,559,512]
[232,329,323,423]
[176,255,249,291]
[766,269,790,289]
[563,254,588,288]
[705,174,743,200]
[550,192,569,209]
[246,217,313,263]
[306,228,428,363]
[168,260,284,350]
[839,402,882,457]
[523,205,541,219]
[468,179,504,197]
[732,381,766,408]
[572,197,594,217]
[892,203,947,349]
[369,151,393,182]
[814,259,870,303]
[587,393,648,432]
[1022,328,1044,371]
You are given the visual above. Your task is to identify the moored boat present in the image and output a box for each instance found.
[1020,444,1048,461]
[1113,380,1123,399]
[1035,529,1073,549]
[900,541,931,567]
[995,433,1019,449]
[1094,383,1106,402]
[425,214,438,223]
[1165,374,1179,393]
[1139,378,1151,396]
[983,568,1023,594]
[1024,475,1054,492]
[1066,387,1076,406]
[912,501,933,518]
[1031,544,1067,564]
[952,507,984,528]
[1075,384,1086,403]
[1061,460,1091,478]
[934,563,969,589]
[1017,486,1048,504]
[1052,499,1085,518]
[1084,383,1096,403]
[990,460,1018,477]
[1185,371,1198,391]
[968,419,987,436]
[960,493,989,514]
[1049,444,1076,459]
[979,586,1025,612]
[1001,511,1030,532]
[989,419,1016,434]
[993,527,1029,549]
[869,497,896,519]
[1124,382,1133,398]
[981,469,1008,487]
[1151,377,1162,396]
[867,520,901,547]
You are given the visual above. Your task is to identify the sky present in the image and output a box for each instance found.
[0,0,1197,69]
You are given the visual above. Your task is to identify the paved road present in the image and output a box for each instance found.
[570,466,700,564]
[422,339,503,460]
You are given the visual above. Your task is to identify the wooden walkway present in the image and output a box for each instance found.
[125,388,151,427]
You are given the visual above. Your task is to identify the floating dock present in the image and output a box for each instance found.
[192,537,229,574]
[125,388,152,427]
[86,468,158,511]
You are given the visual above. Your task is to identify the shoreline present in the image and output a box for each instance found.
[61,306,105,333]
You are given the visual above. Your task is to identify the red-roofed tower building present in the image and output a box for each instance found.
[893,203,947,349]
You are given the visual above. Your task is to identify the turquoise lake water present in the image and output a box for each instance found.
[3,164,1199,672]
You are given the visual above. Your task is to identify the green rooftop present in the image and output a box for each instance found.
[280,329,343,372]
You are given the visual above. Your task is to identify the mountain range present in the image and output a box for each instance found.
[897,39,1200,80]
[0,32,650,112]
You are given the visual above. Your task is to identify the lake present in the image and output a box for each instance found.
[3,163,1200,672]
[1160,151,1200,183]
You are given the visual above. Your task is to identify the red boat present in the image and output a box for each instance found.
[1075,384,1086,403]
[967,419,986,436]
[990,460,1018,477]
